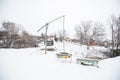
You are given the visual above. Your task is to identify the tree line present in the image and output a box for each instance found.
[0,21,39,48]
[74,20,105,50]
[74,15,120,57]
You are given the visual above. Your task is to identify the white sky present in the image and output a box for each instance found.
[0,0,120,39]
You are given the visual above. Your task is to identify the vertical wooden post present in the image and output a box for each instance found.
[63,15,65,52]
[45,23,48,54]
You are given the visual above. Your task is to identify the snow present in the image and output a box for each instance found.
[98,57,120,80]
[54,42,110,59]
[0,42,120,80]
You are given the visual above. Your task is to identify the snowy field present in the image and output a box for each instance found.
[0,42,120,80]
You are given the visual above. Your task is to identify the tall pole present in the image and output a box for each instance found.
[63,15,65,52]
[45,23,48,54]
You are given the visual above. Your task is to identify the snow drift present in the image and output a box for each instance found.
[0,42,119,80]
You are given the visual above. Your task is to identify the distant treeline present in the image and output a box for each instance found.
[0,21,40,48]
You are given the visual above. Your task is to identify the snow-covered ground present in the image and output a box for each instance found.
[0,42,120,80]
[54,42,111,59]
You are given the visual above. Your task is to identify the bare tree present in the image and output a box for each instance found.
[75,20,105,50]
[2,21,20,48]
[81,20,92,49]
[91,22,105,41]
[109,15,120,57]
[0,30,8,48]
[74,25,84,45]
[57,29,67,42]
[116,16,120,56]
[109,15,116,56]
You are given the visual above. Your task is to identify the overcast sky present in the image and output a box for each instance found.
[0,0,120,39]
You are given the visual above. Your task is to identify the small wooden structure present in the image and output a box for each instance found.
[76,58,100,67]
[46,40,54,46]
[40,40,55,51]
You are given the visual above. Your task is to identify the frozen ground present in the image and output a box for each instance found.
[0,42,120,80]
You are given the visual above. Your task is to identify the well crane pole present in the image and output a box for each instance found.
[37,15,65,54]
